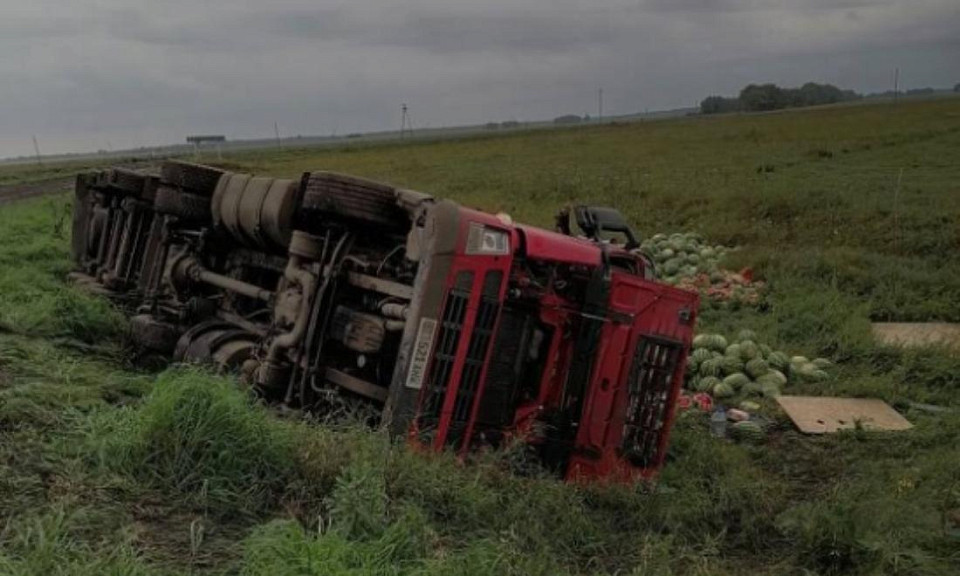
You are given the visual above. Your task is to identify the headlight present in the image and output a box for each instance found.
[466,223,510,255]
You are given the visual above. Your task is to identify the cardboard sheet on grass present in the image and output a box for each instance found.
[872,323,960,351]
[776,396,912,434]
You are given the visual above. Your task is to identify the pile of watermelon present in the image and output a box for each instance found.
[639,232,727,285]
[685,330,834,401]
[638,232,763,305]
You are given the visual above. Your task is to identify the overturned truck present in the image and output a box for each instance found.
[70,161,698,482]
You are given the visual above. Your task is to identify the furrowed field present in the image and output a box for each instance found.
[1,97,958,575]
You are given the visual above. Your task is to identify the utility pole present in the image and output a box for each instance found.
[400,104,410,139]
[31,136,42,165]
[894,68,900,103]
[598,88,603,123]
[274,122,282,149]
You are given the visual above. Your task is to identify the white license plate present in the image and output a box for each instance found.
[405,317,438,389]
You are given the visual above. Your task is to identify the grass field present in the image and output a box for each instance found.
[1,97,959,575]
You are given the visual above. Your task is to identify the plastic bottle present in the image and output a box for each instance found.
[710,407,727,438]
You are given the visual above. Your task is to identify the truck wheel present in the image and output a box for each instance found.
[154,186,211,222]
[300,172,408,230]
[160,161,226,196]
[130,314,180,353]
[107,168,148,196]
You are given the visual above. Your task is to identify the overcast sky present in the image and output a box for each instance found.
[1,0,958,158]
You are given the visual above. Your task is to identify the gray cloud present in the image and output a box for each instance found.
[0,0,957,158]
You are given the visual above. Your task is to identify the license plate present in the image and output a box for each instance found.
[405,317,437,389]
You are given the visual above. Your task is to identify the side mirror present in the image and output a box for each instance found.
[572,206,639,249]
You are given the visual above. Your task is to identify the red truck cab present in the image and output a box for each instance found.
[386,201,699,481]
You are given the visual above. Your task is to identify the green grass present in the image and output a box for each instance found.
[0,158,130,187]
[0,97,959,575]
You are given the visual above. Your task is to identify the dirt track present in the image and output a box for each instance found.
[0,177,74,206]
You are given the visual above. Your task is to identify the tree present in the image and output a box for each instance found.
[955,83,960,93]
[739,84,786,112]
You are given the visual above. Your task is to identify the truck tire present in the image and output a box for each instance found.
[154,186,211,222]
[107,168,148,196]
[160,161,226,196]
[130,314,180,353]
[300,172,408,230]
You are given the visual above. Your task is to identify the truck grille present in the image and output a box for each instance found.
[447,271,502,448]
[621,336,683,468]
[419,273,472,429]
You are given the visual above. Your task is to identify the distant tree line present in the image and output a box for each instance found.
[553,114,590,125]
[862,86,956,99]
[700,82,860,114]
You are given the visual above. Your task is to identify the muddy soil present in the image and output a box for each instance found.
[0,177,74,206]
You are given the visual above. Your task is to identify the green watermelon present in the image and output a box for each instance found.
[723,373,751,391]
[731,420,766,443]
[759,344,772,358]
[739,401,761,412]
[725,343,742,358]
[739,340,760,360]
[812,358,834,370]
[706,334,728,352]
[699,357,724,378]
[691,348,713,365]
[761,383,781,398]
[712,382,735,398]
[696,376,721,393]
[767,351,790,371]
[795,363,828,382]
[767,369,788,386]
[745,358,770,379]
[663,258,682,275]
[720,355,744,376]
[736,329,758,343]
[742,381,764,396]
[756,374,783,389]
[809,369,830,382]
[789,359,811,379]
[692,334,710,349]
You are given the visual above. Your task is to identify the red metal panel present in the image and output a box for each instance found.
[516,225,602,267]
[421,210,513,450]
[567,273,698,482]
